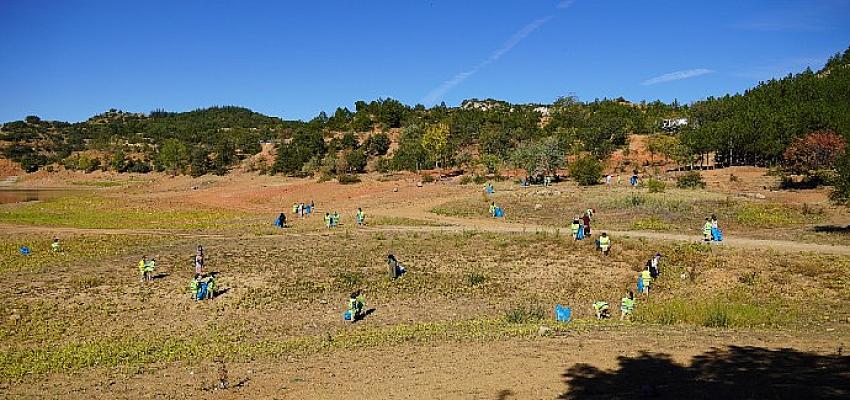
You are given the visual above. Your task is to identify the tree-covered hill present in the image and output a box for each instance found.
[1,45,848,179]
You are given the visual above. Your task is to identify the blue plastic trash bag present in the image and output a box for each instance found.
[494,208,504,218]
[19,246,30,255]
[486,186,494,194]
[711,227,723,241]
[637,276,644,293]
[555,305,572,322]
[576,227,585,240]
[197,282,208,300]
[344,310,352,321]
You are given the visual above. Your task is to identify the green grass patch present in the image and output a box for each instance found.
[0,195,244,230]
[68,180,125,187]
[633,297,793,328]
[733,203,810,228]
[630,216,674,231]
[370,216,448,227]
[0,318,581,381]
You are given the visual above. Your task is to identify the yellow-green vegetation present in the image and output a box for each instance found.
[0,194,245,230]
[732,202,813,228]
[630,216,674,231]
[0,234,168,273]
[0,229,846,382]
[0,318,582,381]
[68,180,126,187]
[369,216,448,227]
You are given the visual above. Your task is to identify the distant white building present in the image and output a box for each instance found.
[661,118,688,131]
[533,106,551,117]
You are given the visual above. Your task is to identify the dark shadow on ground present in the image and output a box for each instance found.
[813,225,850,234]
[559,346,850,399]
[495,389,514,399]
[213,287,230,298]
[151,272,170,280]
[355,308,376,322]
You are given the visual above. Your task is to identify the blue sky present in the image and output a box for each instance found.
[1,0,848,122]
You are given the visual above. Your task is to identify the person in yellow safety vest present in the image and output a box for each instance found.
[356,208,366,226]
[138,256,148,282]
[640,268,653,294]
[570,218,581,240]
[189,274,200,299]
[621,291,635,320]
[703,217,712,242]
[593,301,611,319]
[347,289,366,323]
[292,203,299,215]
[598,233,611,256]
[206,274,216,299]
[332,211,340,227]
[489,202,497,216]
[324,213,332,228]
[51,237,61,252]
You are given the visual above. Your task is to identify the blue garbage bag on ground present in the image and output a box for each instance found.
[486,186,494,194]
[344,310,352,321]
[19,246,31,255]
[637,276,644,293]
[494,207,504,218]
[576,227,585,240]
[555,305,572,322]
[711,227,723,241]
[197,282,208,300]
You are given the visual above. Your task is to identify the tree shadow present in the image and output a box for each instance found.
[813,224,850,234]
[495,389,514,399]
[559,346,850,399]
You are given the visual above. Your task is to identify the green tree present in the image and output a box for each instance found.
[569,155,603,186]
[422,122,450,169]
[155,139,189,174]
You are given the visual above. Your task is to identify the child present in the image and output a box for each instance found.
[189,274,201,299]
[387,253,406,279]
[51,237,61,253]
[597,232,611,256]
[346,290,366,323]
[703,218,712,242]
[325,213,332,228]
[356,208,366,226]
[620,291,635,320]
[570,218,581,240]
[640,268,653,295]
[646,253,661,279]
[138,256,148,282]
[593,301,611,319]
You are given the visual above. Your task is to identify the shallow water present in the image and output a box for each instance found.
[0,188,77,204]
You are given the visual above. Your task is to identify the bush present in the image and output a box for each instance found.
[676,171,706,189]
[421,174,436,183]
[459,175,474,185]
[569,155,603,186]
[464,272,487,287]
[337,174,361,185]
[472,175,487,185]
[645,178,666,193]
[504,304,545,324]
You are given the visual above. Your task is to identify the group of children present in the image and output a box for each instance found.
[569,209,612,256]
[488,202,505,218]
[323,208,366,228]
[594,253,662,321]
[293,202,315,218]
[345,253,408,323]
[703,214,723,242]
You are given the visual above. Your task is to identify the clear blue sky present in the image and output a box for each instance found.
[1,0,848,123]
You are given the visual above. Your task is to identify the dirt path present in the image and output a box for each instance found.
[370,204,850,256]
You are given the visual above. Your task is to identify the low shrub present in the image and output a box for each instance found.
[645,178,666,193]
[677,171,706,189]
[504,304,545,324]
[569,156,603,186]
[421,174,436,183]
[337,174,361,184]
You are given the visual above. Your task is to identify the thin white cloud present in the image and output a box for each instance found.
[557,0,575,9]
[422,2,575,105]
[641,69,714,85]
[421,16,553,105]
